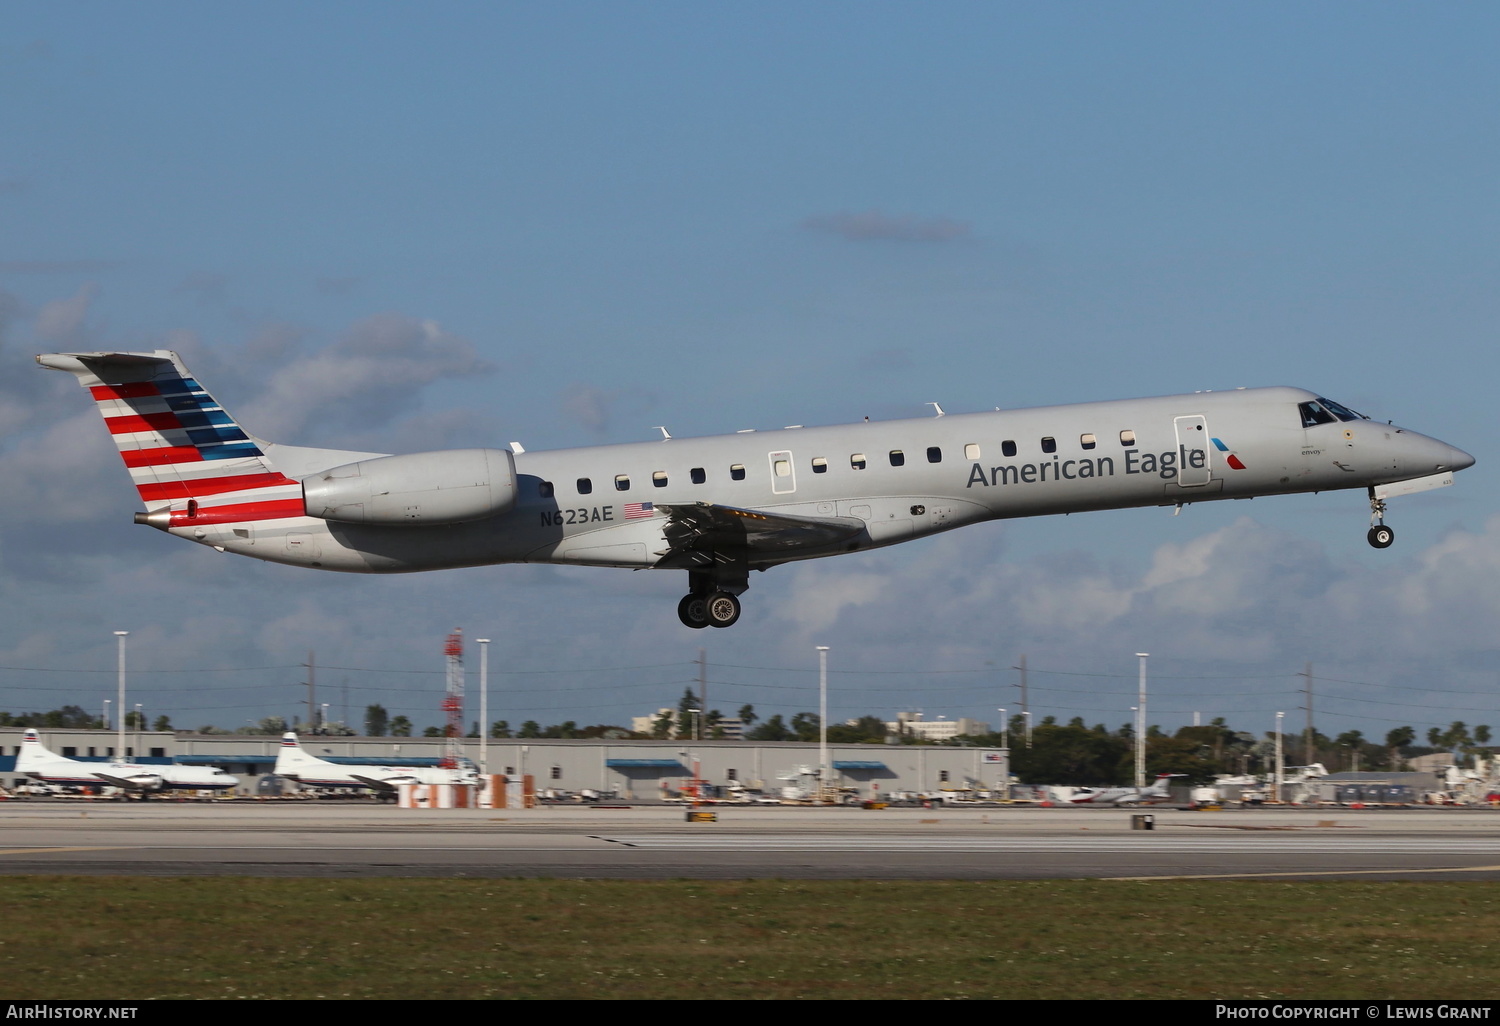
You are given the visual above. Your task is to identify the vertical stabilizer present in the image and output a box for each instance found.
[274,731,330,775]
[36,350,304,528]
[15,728,53,773]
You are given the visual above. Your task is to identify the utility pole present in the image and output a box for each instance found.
[1015,655,1030,747]
[305,650,316,732]
[698,648,707,739]
[1302,662,1314,765]
[1275,711,1285,802]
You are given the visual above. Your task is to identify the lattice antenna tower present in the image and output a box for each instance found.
[441,628,464,768]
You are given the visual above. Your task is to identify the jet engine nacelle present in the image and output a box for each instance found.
[303,448,518,526]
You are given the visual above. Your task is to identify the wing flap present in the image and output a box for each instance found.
[652,502,864,568]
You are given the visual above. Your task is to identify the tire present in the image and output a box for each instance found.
[1368,525,1395,549]
[704,592,741,628]
[677,594,710,629]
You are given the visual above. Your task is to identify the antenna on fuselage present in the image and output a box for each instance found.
[653,426,672,440]
[508,442,526,455]
[927,402,945,417]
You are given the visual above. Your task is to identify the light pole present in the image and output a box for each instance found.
[113,631,128,760]
[1135,653,1149,789]
[102,699,111,733]
[998,707,1007,751]
[816,646,830,800]
[134,703,142,757]
[1130,706,1139,786]
[476,638,491,777]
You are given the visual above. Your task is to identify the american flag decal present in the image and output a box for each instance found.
[623,502,655,519]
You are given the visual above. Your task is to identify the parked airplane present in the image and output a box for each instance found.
[1064,773,1183,806]
[273,732,478,791]
[15,728,238,793]
[37,350,1474,628]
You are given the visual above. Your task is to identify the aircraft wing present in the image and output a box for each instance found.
[349,774,406,791]
[92,770,164,791]
[652,502,865,568]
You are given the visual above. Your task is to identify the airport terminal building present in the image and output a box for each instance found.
[0,728,1010,799]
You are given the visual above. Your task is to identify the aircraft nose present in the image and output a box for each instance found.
[1447,444,1476,473]
[1416,436,1475,474]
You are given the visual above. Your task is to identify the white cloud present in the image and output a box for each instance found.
[33,281,99,347]
[238,312,494,445]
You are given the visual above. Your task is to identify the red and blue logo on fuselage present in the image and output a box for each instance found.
[1210,437,1246,470]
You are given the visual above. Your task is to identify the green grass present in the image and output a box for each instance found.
[2,876,1496,999]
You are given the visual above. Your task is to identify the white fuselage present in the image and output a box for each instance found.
[174,386,1471,575]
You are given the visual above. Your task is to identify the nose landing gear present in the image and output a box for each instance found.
[1367,488,1394,549]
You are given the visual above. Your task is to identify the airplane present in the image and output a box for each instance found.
[36,349,1474,628]
[15,728,239,794]
[273,732,478,791]
[1064,773,1184,806]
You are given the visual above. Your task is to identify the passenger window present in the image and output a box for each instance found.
[730,464,746,481]
[577,478,593,495]
[539,481,554,499]
[812,457,828,474]
[1080,433,1096,450]
[615,475,630,491]
[964,443,980,460]
[1041,437,1057,454]
[889,450,905,467]
[1119,430,1136,447]
[774,459,791,478]
[851,454,867,470]
[690,467,706,485]
[652,471,667,488]
[1002,440,1017,458]
[927,446,941,463]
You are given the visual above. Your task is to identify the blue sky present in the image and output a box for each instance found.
[2,3,1497,743]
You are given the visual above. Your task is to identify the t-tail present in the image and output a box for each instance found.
[36,350,304,529]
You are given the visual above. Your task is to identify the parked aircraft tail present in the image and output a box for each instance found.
[36,350,304,528]
[15,728,53,773]
[275,731,331,774]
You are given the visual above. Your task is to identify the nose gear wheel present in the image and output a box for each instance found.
[1367,488,1394,549]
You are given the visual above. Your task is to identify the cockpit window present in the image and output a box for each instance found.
[1316,397,1365,422]
[1299,401,1338,428]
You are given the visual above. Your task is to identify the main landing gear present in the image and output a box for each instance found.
[677,591,741,629]
[1367,488,1394,549]
[676,566,747,629]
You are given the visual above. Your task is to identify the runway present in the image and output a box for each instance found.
[4,802,1500,880]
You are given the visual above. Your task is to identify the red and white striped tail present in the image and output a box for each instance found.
[38,350,305,527]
